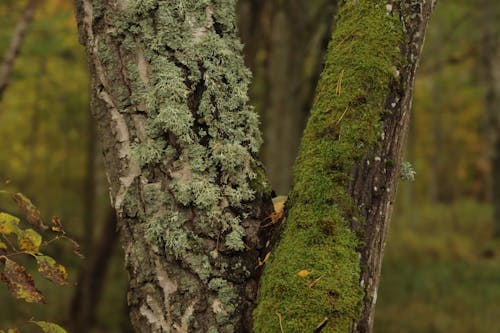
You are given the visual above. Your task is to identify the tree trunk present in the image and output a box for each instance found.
[480,0,500,236]
[69,210,118,332]
[0,0,36,102]
[73,0,435,332]
[237,0,337,194]
[254,1,436,332]
[72,1,273,332]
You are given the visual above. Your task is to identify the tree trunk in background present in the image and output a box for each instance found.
[73,1,273,331]
[68,114,119,331]
[480,1,500,236]
[0,0,36,102]
[254,1,435,332]
[237,0,336,194]
[69,209,119,332]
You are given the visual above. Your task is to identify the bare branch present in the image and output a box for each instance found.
[0,0,37,101]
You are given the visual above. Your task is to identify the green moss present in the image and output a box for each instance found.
[253,1,405,332]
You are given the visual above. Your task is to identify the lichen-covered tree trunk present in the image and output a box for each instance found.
[72,1,273,332]
[254,1,436,332]
[237,0,337,194]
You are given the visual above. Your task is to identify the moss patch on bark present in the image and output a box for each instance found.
[253,1,404,332]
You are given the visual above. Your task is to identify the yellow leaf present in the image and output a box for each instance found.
[298,269,311,278]
[272,196,287,214]
[36,255,68,285]
[0,213,20,235]
[0,241,7,251]
[30,321,67,333]
[18,229,42,254]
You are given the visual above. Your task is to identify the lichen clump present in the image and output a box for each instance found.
[98,0,269,327]
[253,1,404,332]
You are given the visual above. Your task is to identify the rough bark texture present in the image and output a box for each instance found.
[0,0,36,101]
[237,0,337,194]
[72,1,273,332]
[254,1,436,332]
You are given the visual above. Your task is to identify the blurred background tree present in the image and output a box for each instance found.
[0,0,498,332]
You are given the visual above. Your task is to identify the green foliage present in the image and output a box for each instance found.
[0,192,78,333]
[375,201,500,333]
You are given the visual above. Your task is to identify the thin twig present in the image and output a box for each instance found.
[335,69,344,96]
[276,312,285,333]
[313,317,329,333]
[336,107,349,125]
[308,275,324,288]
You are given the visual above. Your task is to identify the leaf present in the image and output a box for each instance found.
[18,228,42,254]
[0,241,7,252]
[298,269,311,278]
[36,255,68,285]
[0,212,20,235]
[50,216,64,233]
[272,195,287,214]
[0,329,21,333]
[30,321,67,333]
[0,257,45,303]
[11,193,48,231]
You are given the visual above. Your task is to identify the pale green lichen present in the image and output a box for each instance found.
[130,140,166,167]
[208,278,238,323]
[253,1,405,332]
[400,161,416,181]
[107,0,270,327]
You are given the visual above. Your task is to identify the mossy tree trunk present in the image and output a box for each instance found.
[254,1,436,332]
[73,0,434,332]
[72,0,273,332]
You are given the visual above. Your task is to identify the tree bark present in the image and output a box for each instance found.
[73,0,435,332]
[0,0,36,102]
[254,1,436,332]
[72,1,273,332]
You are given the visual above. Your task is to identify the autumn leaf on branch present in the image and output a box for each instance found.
[11,193,48,231]
[0,257,45,303]
[36,255,69,285]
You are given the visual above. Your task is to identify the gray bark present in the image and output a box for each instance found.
[72,1,273,332]
[351,2,437,331]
